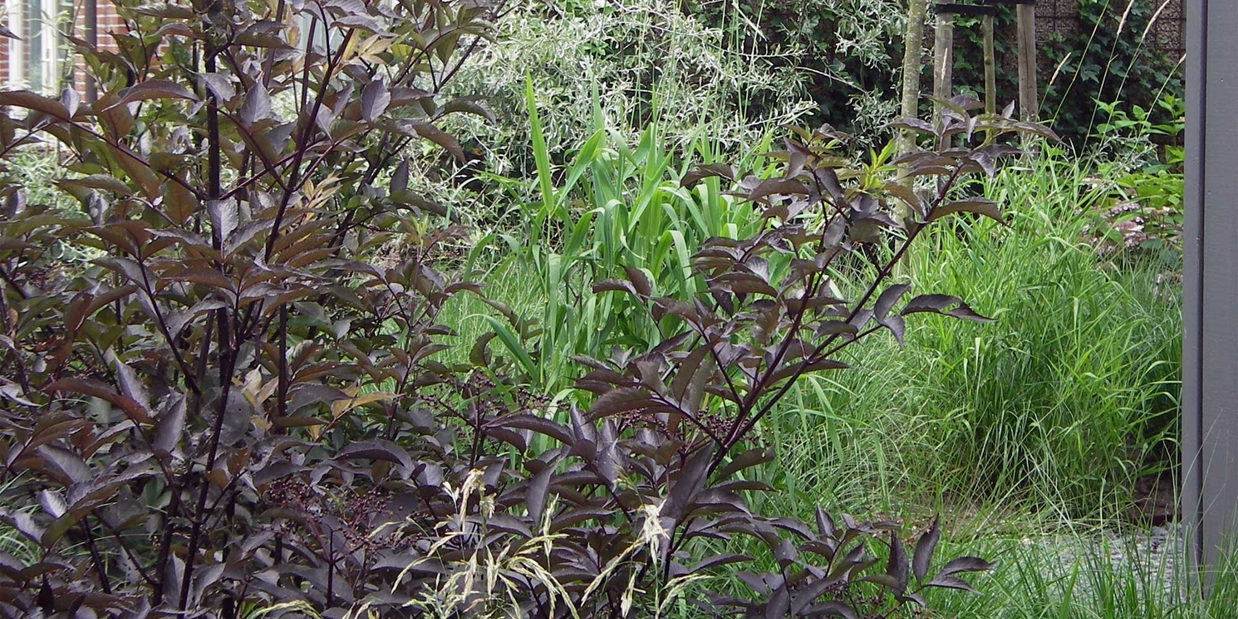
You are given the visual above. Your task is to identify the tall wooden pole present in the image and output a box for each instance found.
[982,13,996,114]
[1015,2,1037,120]
[933,8,954,119]
[898,0,928,158]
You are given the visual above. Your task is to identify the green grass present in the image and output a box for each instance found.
[437,134,1194,613]
[450,143,1182,524]
[925,531,1238,619]
[760,147,1181,524]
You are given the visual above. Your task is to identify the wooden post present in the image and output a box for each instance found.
[1016,2,1037,121]
[983,13,996,114]
[933,6,954,119]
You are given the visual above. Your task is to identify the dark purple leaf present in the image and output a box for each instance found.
[939,556,995,576]
[153,394,186,456]
[586,388,653,421]
[687,554,751,574]
[803,600,860,619]
[924,575,978,592]
[714,446,775,480]
[36,446,91,485]
[913,518,939,582]
[118,80,198,105]
[928,198,1003,225]
[747,178,811,202]
[361,78,390,122]
[663,445,713,522]
[766,582,791,619]
[0,509,45,545]
[490,414,573,445]
[526,464,554,526]
[874,284,910,321]
[815,506,836,539]
[412,122,464,161]
[239,83,271,125]
[335,440,414,478]
[592,279,637,296]
[886,531,908,592]
[682,163,738,187]
[623,265,653,297]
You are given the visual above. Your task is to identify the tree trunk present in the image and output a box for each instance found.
[898,0,927,158]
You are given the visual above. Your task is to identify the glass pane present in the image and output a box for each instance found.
[26,0,41,91]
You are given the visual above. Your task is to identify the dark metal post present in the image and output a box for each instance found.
[1184,0,1238,591]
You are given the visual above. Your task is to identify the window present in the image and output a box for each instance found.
[5,0,67,92]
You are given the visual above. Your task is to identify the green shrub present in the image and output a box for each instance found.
[685,0,907,146]
[1088,95,1185,255]
[438,0,815,190]
[699,0,1184,148]
[0,29,1042,610]
[1036,0,1184,145]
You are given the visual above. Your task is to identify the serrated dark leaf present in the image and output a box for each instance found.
[681,163,737,187]
[441,95,496,122]
[207,199,239,241]
[38,490,66,519]
[391,160,410,194]
[153,394,186,455]
[687,554,751,574]
[939,556,995,575]
[663,445,713,522]
[747,177,810,202]
[874,284,910,321]
[804,601,860,619]
[715,446,775,480]
[816,506,836,538]
[361,78,391,122]
[118,80,198,105]
[335,440,414,478]
[239,83,271,125]
[765,582,790,619]
[587,388,653,421]
[913,518,940,581]
[924,574,978,592]
[623,265,653,297]
[928,198,1003,225]
[412,122,464,161]
[886,531,908,592]
[592,279,638,296]
[526,463,554,526]
[200,73,235,102]
[491,413,574,445]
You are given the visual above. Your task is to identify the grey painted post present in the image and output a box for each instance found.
[1184,0,1238,588]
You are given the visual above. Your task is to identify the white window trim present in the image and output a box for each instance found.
[38,0,58,91]
[6,0,25,89]
[5,0,63,92]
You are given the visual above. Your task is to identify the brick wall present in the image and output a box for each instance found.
[71,0,128,91]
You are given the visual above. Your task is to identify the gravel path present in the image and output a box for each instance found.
[1015,523,1189,600]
